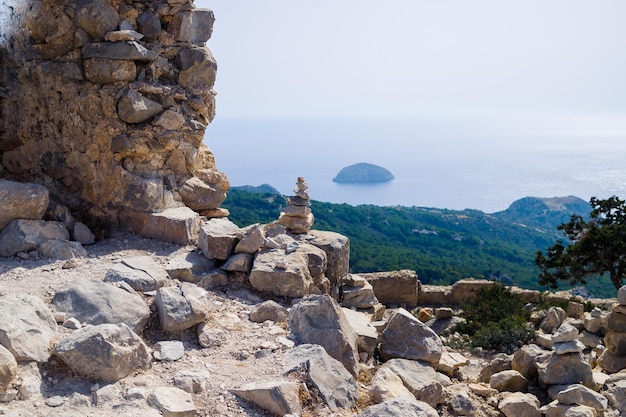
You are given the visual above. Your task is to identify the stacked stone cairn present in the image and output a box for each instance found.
[278,177,314,233]
[598,285,626,372]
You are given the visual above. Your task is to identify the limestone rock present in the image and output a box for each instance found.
[177,47,218,88]
[289,295,359,377]
[489,370,528,392]
[170,9,215,43]
[0,294,57,362]
[283,344,358,410]
[198,218,240,260]
[567,301,585,320]
[52,279,150,334]
[341,275,379,309]
[553,340,586,355]
[583,311,603,334]
[153,341,184,361]
[579,330,602,349]
[82,41,158,61]
[512,344,545,380]
[155,283,212,332]
[541,307,567,333]
[234,225,265,254]
[136,10,161,40]
[38,239,87,260]
[356,396,439,417]
[53,323,151,382]
[446,385,476,416]
[540,402,597,417]
[120,208,201,245]
[104,256,170,291]
[221,253,253,273]
[72,222,95,245]
[619,285,626,304]
[342,307,379,358]
[478,353,511,383]
[380,358,446,408]
[249,249,314,298]
[230,381,302,416]
[173,370,209,394]
[179,176,225,211]
[448,279,496,305]
[536,352,593,387]
[369,367,415,403]
[379,308,443,366]
[0,345,17,394]
[152,110,185,130]
[249,301,289,323]
[300,230,350,288]
[148,387,196,417]
[360,270,419,307]
[437,351,470,377]
[0,180,49,230]
[498,392,541,417]
[0,219,69,257]
[117,89,163,124]
[553,384,608,412]
[552,323,579,343]
[105,29,143,42]
[598,350,626,373]
[165,251,217,283]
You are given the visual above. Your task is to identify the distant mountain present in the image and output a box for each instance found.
[333,162,394,184]
[231,184,281,195]
[493,196,591,232]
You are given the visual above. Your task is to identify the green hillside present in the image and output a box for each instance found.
[222,189,612,297]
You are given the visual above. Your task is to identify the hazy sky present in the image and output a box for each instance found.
[196,1,626,121]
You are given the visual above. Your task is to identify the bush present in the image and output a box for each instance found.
[454,283,535,354]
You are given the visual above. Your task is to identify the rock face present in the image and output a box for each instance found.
[333,162,394,184]
[0,0,228,231]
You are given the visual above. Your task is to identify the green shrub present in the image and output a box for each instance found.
[454,283,535,354]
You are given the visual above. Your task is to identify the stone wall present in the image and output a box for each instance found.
[0,0,228,226]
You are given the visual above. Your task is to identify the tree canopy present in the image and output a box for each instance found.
[536,196,626,291]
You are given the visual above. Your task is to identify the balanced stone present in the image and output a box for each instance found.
[278,177,314,233]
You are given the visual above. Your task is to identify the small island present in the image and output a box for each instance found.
[333,162,394,184]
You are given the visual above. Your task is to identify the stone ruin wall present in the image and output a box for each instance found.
[0,0,228,227]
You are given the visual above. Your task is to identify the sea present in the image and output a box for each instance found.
[203,115,626,214]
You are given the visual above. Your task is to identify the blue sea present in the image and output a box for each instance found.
[203,115,626,213]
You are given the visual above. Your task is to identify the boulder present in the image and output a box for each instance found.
[379,308,443,366]
[603,377,626,412]
[179,176,225,211]
[198,218,240,260]
[553,384,608,412]
[72,222,95,245]
[230,381,302,416]
[154,283,212,332]
[249,249,314,298]
[498,392,541,417]
[356,396,438,417]
[298,230,349,286]
[289,295,359,377]
[369,367,415,404]
[165,251,217,284]
[0,180,48,230]
[0,219,68,257]
[536,352,593,387]
[147,387,196,417]
[52,279,150,334]
[104,256,170,291]
[360,270,419,306]
[378,359,446,408]
[53,323,151,382]
[170,9,215,43]
[234,225,265,254]
[249,300,289,323]
[119,207,200,245]
[117,89,163,123]
[583,311,603,334]
[579,331,602,349]
[38,239,86,260]
[489,370,528,392]
[567,301,585,320]
[512,344,545,380]
[283,344,358,410]
[0,294,57,362]
[221,253,253,273]
[446,385,476,416]
[598,350,626,373]
[0,345,17,394]
[541,307,567,333]
[342,308,379,358]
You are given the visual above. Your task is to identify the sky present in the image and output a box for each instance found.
[197,1,626,121]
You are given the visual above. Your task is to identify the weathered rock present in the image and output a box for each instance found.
[173,370,210,394]
[154,283,212,332]
[579,330,602,349]
[512,344,545,380]
[299,230,349,287]
[603,377,626,412]
[93,384,121,406]
[490,370,528,392]
[84,58,136,83]
[583,311,603,334]
[552,323,579,343]
[446,384,476,416]
[153,341,185,361]
[356,396,439,417]
[417,307,434,322]
[196,322,222,348]
[148,387,196,417]
[0,294,57,362]
[233,224,265,254]
[552,384,608,412]
[437,351,470,377]
[553,340,586,355]
[53,323,151,381]
[230,381,302,416]
[289,295,359,377]
[177,47,218,89]
[435,307,454,319]
[341,308,379,358]
[0,345,17,394]
[536,352,593,387]
[104,256,170,291]
[597,350,626,373]
[541,307,567,333]
[0,180,49,230]
[249,300,289,323]
[119,207,201,245]
[165,250,217,284]
[179,176,226,211]
[38,239,87,260]
[369,367,415,404]
[136,10,161,40]
[198,218,240,260]
[170,9,215,43]
[221,253,253,273]
[380,358,446,408]
[379,308,443,366]
[117,89,163,124]
[478,353,512,383]
[0,219,69,257]
[360,270,419,306]
[283,344,358,410]
[448,279,496,305]
[341,275,379,309]
[540,402,597,417]
[249,249,314,298]
[52,279,150,334]
[619,285,626,304]
[567,301,585,320]
[498,392,541,417]
[74,0,118,40]
[72,222,95,245]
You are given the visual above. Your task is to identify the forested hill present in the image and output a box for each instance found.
[222,189,606,296]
